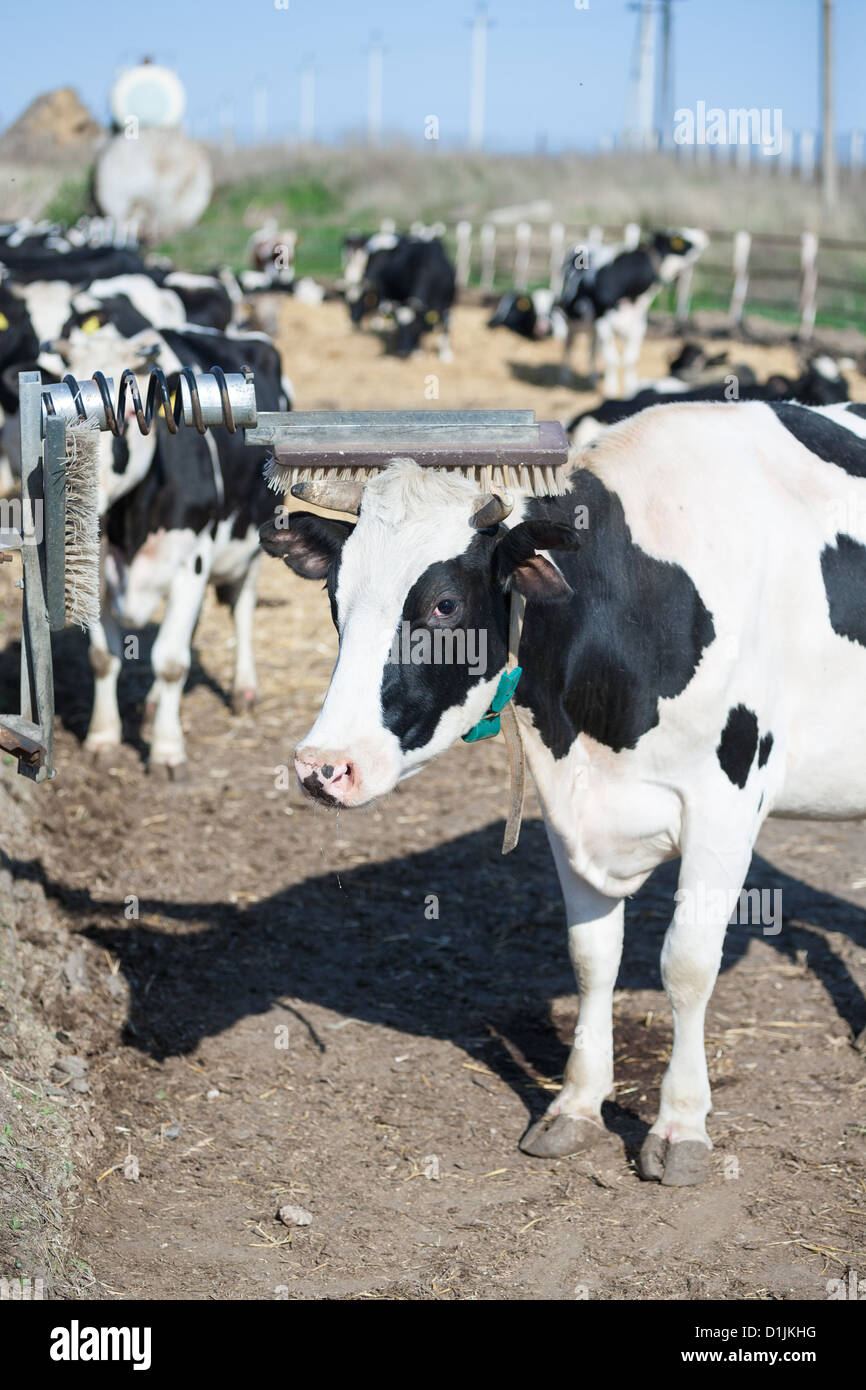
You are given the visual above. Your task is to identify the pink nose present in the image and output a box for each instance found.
[294,748,355,804]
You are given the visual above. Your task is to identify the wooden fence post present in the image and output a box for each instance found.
[548,221,565,293]
[480,223,496,292]
[455,221,472,290]
[675,264,695,324]
[514,221,532,290]
[729,230,751,324]
[798,231,819,340]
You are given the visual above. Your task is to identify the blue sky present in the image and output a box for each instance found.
[4,0,864,152]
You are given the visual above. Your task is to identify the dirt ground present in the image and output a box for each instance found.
[1,302,865,1301]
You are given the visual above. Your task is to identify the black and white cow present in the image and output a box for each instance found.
[567,355,851,445]
[52,320,289,774]
[489,230,708,396]
[342,232,456,360]
[147,270,236,332]
[260,399,866,1184]
[0,240,148,286]
[487,288,564,342]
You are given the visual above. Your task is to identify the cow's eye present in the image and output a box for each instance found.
[431,597,459,621]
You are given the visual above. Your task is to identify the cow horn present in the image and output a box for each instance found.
[290,480,364,515]
[470,492,513,528]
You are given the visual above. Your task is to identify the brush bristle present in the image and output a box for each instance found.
[264,454,569,497]
[64,425,100,628]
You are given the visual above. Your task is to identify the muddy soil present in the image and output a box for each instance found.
[1,303,864,1300]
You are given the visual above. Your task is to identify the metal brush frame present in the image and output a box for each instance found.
[0,366,256,781]
[0,366,568,782]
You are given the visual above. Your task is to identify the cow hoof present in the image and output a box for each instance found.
[638,1135,711,1186]
[84,739,120,767]
[519,1113,608,1159]
[231,688,258,716]
[147,760,188,783]
[140,701,157,737]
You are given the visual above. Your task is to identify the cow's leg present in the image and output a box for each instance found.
[147,549,210,777]
[84,611,123,758]
[621,319,645,396]
[639,830,755,1186]
[596,318,621,397]
[438,311,453,364]
[217,553,261,715]
[559,322,577,384]
[520,827,624,1158]
[587,325,600,386]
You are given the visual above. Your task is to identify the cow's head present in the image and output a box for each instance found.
[393,302,438,357]
[488,292,542,340]
[260,460,578,807]
[347,284,378,326]
[651,227,709,281]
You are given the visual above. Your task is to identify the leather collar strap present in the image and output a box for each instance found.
[500,591,526,853]
[461,590,527,854]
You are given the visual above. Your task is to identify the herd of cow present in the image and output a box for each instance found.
[2,213,864,1183]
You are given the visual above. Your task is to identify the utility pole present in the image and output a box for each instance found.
[822,0,837,214]
[625,2,657,149]
[637,1,656,147]
[468,4,488,152]
[659,0,673,148]
[367,31,383,147]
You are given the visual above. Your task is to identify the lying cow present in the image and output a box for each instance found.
[568,355,851,445]
[261,398,866,1185]
[342,232,455,360]
[489,230,708,396]
[634,340,757,394]
[53,319,289,775]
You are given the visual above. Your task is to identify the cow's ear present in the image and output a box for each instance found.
[259,511,353,580]
[493,520,579,601]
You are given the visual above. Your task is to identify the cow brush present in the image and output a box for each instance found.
[59,424,100,629]
[260,410,571,500]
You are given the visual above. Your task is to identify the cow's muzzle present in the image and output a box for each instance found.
[294,747,356,805]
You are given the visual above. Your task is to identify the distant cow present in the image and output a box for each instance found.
[489,229,708,396]
[261,398,866,1183]
[567,355,851,445]
[342,232,456,360]
[487,288,565,342]
[51,320,290,776]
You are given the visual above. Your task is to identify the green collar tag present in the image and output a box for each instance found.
[462,666,522,743]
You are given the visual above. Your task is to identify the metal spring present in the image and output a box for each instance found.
[42,365,255,437]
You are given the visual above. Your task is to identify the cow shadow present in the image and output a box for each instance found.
[507,361,597,392]
[6,820,865,1155]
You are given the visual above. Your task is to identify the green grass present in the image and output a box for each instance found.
[156,174,346,275]
[41,178,92,225]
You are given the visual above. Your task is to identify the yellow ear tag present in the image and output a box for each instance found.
[516,296,531,311]
[425,309,439,324]
[670,236,686,251]
[81,314,101,334]
[0,312,8,331]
